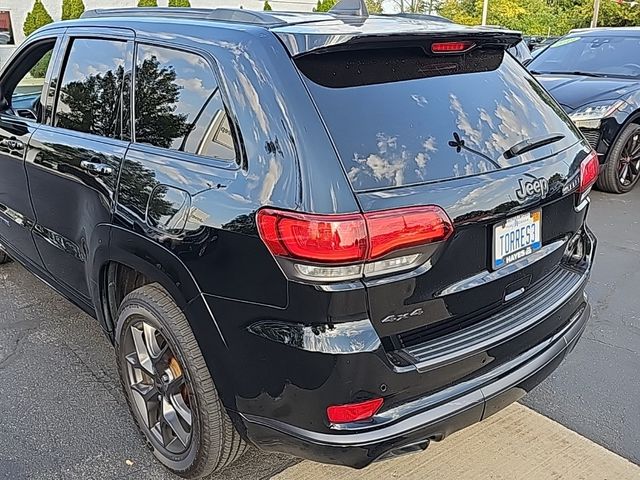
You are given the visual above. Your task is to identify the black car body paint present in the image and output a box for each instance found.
[0,10,595,470]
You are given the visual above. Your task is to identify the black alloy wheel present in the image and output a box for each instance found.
[597,123,640,193]
[122,319,194,455]
[115,284,246,478]
[617,133,640,188]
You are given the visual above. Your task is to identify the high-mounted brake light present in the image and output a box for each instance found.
[327,398,384,424]
[257,206,453,282]
[579,150,599,195]
[431,41,475,53]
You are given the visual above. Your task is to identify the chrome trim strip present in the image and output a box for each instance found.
[0,202,36,230]
[407,266,589,373]
[32,223,86,262]
[438,238,567,297]
[575,196,590,212]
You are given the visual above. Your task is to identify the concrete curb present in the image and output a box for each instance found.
[272,403,639,479]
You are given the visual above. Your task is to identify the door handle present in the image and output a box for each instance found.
[80,159,113,176]
[0,138,25,151]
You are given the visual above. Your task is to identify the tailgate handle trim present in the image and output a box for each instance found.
[438,238,567,297]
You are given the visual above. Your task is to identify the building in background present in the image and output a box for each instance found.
[0,0,316,67]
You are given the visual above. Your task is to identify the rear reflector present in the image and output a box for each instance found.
[327,398,384,424]
[257,206,453,264]
[431,41,475,53]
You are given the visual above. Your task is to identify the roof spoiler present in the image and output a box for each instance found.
[328,0,369,17]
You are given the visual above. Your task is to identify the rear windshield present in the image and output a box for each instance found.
[298,47,580,191]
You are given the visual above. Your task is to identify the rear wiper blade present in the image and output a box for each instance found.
[504,133,565,159]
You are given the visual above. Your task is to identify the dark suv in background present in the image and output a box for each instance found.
[0,4,596,478]
[529,28,640,193]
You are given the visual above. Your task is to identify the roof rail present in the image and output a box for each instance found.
[81,7,287,27]
[389,13,453,23]
[328,0,369,17]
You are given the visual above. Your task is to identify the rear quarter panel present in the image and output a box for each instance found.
[108,21,367,416]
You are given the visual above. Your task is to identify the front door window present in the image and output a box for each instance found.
[1,39,56,122]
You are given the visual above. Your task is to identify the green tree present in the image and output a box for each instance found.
[169,0,192,6]
[437,0,640,35]
[313,0,382,12]
[314,0,336,11]
[389,0,429,13]
[137,0,158,6]
[366,0,383,13]
[29,51,52,78]
[439,0,569,35]
[62,0,86,20]
[263,0,273,10]
[23,0,54,37]
[569,0,640,28]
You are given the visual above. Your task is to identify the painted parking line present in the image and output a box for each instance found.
[272,403,639,480]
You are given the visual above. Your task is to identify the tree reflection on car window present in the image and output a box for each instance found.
[55,39,130,139]
[134,44,237,163]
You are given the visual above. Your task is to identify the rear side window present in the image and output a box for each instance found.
[297,47,581,191]
[508,40,532,64]
[134,44,236,163]
[55,38,130,139]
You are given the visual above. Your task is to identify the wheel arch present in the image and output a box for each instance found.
[604,108,640,162]
[90,225,239,414]
[91,225,202,336]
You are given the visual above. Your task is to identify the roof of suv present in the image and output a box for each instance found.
[568,26,640,36]
[80,7,455,30]
[46,7,520,56]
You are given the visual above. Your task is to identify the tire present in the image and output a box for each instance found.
[596,123,640,193]
[114,283,246,478]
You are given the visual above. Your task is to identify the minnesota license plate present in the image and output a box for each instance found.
[493,210,542,269]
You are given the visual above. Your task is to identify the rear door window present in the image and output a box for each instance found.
[297,47,580,191]
[134,44,236,163]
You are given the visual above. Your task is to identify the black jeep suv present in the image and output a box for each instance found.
[0,4,596,478]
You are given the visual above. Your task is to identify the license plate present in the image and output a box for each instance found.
[493,210,542,269]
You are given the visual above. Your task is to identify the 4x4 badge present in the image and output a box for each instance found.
[381,308,424,323]
[515,177,549,200]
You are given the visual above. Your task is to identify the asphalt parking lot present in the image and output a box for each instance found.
[0,188,638,479]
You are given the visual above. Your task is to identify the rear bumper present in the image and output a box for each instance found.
[241,300,590,468]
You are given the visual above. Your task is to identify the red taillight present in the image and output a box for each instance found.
[366,206,453,260]
[579,150,599,194]
[256,210,367,263]
[431,41,475,53]
[257,206,453,263]
[327,398,384,424]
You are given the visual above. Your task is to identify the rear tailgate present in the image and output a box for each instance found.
[293,32,591,342]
